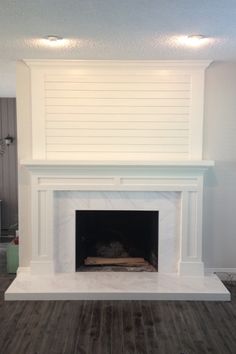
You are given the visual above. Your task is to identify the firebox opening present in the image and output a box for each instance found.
[76,210,159,272]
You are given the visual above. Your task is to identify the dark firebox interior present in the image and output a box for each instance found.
[76,210,159,271]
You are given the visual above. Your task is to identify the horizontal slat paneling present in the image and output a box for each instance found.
[46,136,188,145]
[46,129,188,137]
[44,68,191,159]
[47,114,188,122]
[46,98,189,107]
[46,106,189,114]
[46,121,188,130]
[45,74,190,83]
[46,152,189,160]
[47,144,188,152]
[45,82,190,91]
[45,90,190,99]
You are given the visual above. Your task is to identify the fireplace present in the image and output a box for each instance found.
[5,162,230,301]
[76,210,159,271]
[53,190,179,274]
[5,60,230,301]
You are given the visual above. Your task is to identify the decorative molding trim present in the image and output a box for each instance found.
[22,162,212,276]
[21,159,215,168]
[31,69,46,159]
[24,59,212,70]
[23,60,211,161]
[179,261,204,276]
[30,260,54,274]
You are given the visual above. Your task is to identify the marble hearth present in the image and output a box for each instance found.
[5,160,230,301]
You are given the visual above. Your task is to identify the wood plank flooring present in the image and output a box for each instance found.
[0,275,236,354]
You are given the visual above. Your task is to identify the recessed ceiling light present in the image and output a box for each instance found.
[38,35,69,47]
[35,35,82,49]
[176,34,210,47]
[44,35,63,42]
[187,34,206,45]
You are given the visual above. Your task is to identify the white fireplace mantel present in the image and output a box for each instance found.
[7,60,230,301]
[21,159,214,167]
[21,159,214,181]
[20,159,214,278]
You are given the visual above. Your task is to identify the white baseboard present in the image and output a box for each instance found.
[206,268,236,281]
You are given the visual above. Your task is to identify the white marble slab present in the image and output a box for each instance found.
[54,191,180,273]
[5,272,230,301]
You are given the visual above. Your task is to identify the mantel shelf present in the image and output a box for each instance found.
[21,159,214,168]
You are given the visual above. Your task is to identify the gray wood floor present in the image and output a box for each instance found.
[0,276,236,354]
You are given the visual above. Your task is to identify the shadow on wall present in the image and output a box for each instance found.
[203,61,236,270]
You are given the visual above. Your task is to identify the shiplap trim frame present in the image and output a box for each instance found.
[25,60,211,161]
[30,68,46,159]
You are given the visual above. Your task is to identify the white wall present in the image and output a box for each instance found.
[203,61,236,270]
[0,61,16,97]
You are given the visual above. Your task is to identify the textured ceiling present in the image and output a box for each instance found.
[1,0,236,96]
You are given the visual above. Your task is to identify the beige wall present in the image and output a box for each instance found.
[203,61,236,269]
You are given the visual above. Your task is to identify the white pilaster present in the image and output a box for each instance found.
[31,187,54,274]
[178,176,204,276]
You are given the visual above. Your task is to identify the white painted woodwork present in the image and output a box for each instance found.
[22,160,213,276]
[25,60,210,161]
[15,60,214,288]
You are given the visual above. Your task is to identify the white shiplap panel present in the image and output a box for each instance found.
[26,60,210,160]
[46,98,190,107]
[46,121,189,130]
[46,136,188,145]
[47,144,188,153]
[45,74,191,83]
[45,90,191,99]
[46,152,189,160]
[45,82,190,91]
[46,106,189,114]
[42,62,197,159]
[46,129,189,137]
[46,114,188,122]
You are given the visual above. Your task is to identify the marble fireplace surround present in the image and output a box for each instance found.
[55,191,180,274]
[26,160,213,276]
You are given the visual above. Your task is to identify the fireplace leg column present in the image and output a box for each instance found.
[178,189,204,276]
[30,190,54,274]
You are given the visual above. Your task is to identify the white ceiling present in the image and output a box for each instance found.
[1,0,236,96]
